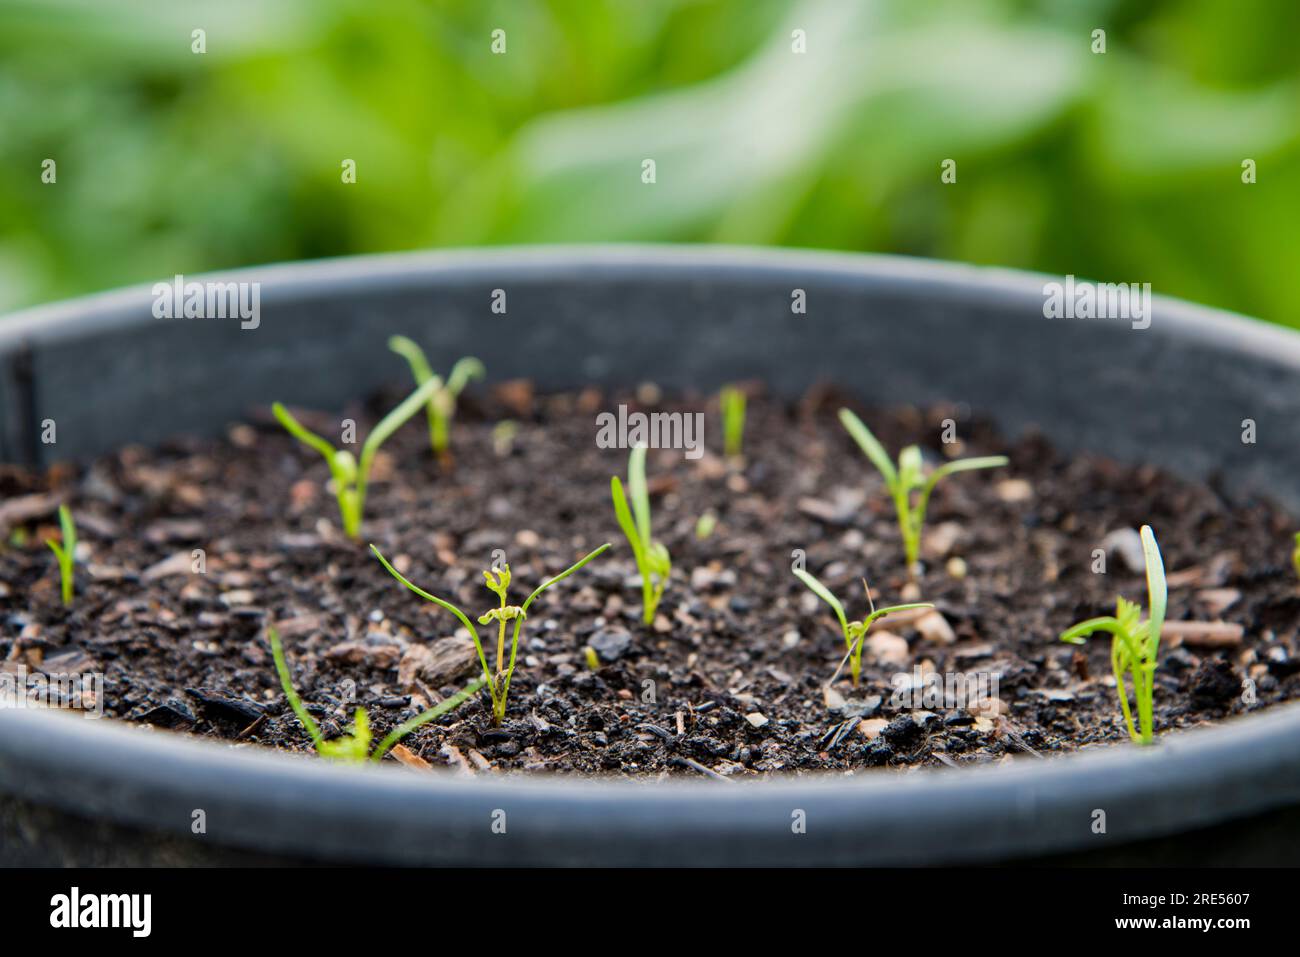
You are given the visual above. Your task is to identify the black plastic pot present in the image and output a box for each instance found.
[2,246,1299,866]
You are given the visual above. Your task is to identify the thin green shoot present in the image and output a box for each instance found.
[695,510,718,541]
[584,646,600,671]
[1060,524,1166,745]
[272,376,441,539]
[269,626,484,763]
[720,386,746,459]
[44,504,77,606]
[388,336,485,458]
[793,567,932,687]
[1292,532,1300,580]
[491,420,519,457]
[611,445,671,624]
[839,408,1008,576]
[371,542,609,725]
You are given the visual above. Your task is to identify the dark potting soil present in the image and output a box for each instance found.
[2,383,1298,779]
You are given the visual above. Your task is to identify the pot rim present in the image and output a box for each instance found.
[2,244,1296,366]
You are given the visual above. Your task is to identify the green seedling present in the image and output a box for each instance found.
[272,376,441,539]
[720,385,746,459]
[611,445,671,624]
[794,567,932,687]
[1292,532,1300,580]
[584,646,601,671]
[839,408,1008,575]
[1061,524,1166,745]
[45,504,76,606]
[371,543,610,725]
[491,420,519,457]
[388,336,485,458]
[694,510,718,541]
[269,626,484,763]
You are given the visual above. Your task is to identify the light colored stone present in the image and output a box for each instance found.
[864,630,909,665]
[996,478,1034,503]
[915,610,957,645]
[859,718,890,740]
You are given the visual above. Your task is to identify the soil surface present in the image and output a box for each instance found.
[3,383,1299,779]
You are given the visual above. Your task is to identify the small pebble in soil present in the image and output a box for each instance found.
[1102,527,1146,573]
[1264,645,1299,677]
[588,628,633,662]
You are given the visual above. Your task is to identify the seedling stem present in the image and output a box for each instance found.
[372,543,610,725]
[839,408,1008,576]
[44,504,76,606]
[1060,524,1166,745]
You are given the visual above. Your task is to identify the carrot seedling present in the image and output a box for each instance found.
[720,385,746,459]
[44,504,76,606]
[794,568,931,687]
[1061,524,1166,745]
[839,408,1008,575]
[388,336,484,458]
[272,376,441,540]
[269,626,484,763]
[371,543,610,725]
[611,445,671,624]
[1292,532,1299,580]
[795,567,931,687]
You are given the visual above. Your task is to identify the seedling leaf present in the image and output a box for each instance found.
[793,567,849,642]
[794,567,931,688]
[360,375,443,479]
[372,542,608,725]
[612,449,670,624]
[45,504,77,606]
[272,403,336,463]
[274,375,442,539]
[1140,524,1166,655]
[628,444,652,546]
[838,409,897,486]
[721,386,746,459]
[388,337,484,456]
[839,408,1008,573]
[370,675,487,763]
[1059,525,1167,745]
[269,626,323,748]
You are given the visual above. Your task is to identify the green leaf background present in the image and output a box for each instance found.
[1,0,1295,325]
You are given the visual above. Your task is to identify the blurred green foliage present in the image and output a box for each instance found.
[1,0,1296,324]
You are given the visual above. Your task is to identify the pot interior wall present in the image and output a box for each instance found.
[2,247,1298,508]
